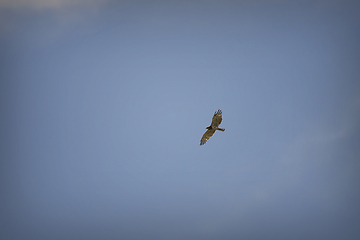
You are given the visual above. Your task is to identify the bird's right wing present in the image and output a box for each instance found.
[200,129,216,145]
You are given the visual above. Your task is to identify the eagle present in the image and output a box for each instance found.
[200,109,225,145]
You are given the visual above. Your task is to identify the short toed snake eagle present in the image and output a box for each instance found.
[200,109,225,145]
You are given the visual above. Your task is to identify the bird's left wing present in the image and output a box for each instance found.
[211,109,222,128]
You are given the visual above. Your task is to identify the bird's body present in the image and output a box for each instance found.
[200,109,225,145]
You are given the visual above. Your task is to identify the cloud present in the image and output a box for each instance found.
[0,0,111,41]
[0,0,109,10]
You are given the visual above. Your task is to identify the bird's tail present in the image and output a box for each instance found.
[217,128,225,131]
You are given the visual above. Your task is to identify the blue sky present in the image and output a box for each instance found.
[1,1,360,239]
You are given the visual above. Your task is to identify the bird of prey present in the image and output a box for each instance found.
[200,109,225,145]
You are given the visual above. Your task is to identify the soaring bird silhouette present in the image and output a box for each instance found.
[200,109,225,145]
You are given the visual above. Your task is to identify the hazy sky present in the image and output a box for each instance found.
[1,1,360,240]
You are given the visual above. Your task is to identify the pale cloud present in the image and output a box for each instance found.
[0,0,111,41]
[243,93,360,210]
[0,0,109,10]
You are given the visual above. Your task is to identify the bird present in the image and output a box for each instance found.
[200,109,225,145]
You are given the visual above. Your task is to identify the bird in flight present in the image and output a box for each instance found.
[200,109,225,145]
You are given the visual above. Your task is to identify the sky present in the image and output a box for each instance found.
[1,0,360,239]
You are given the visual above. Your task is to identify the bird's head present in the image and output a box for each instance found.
[206,126,212,130]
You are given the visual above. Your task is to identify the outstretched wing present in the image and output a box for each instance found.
[200,129,216,145]
[211,109,222,128]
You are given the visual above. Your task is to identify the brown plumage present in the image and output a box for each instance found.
[200,109,225,145]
